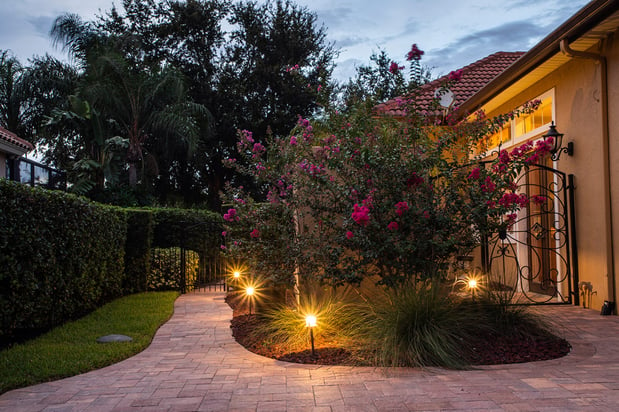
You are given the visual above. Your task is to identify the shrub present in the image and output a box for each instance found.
[0,180,126,337]
[123,209,154,293]
[221,91,551,290]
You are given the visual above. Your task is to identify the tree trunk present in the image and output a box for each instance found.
[128,163,138,187]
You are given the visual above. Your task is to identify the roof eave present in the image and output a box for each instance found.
[454,0,619,117]
[0,140,31,157]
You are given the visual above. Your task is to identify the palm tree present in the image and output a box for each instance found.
[0,51,30,138]
[51,14,209,188]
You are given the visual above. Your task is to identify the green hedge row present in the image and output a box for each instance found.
[0,180,126,335]
[0,180,223,338]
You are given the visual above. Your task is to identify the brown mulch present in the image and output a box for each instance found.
[226,293,571,366]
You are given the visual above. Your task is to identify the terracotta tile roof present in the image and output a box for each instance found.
[376,51,525,117]
[0,126,34,151]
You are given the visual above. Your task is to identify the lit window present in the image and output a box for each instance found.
[479,90,554,154]
[514,95,553,139]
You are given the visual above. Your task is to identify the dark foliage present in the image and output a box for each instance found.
[0,180,126,337]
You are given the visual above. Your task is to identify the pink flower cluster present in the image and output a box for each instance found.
[298,160,324,176]
[481,176,496,193]
[406,44,424,61]
[448,69,463,81]
[223,208,239,222]
[468,167,481,180]
[498,192,528,208]
[252,142,265,154]
[387,221,399,231]
[395,201,409,216]
[250,229,260,238]
[297,116,314,142]
[351,204,370,226]
[285,64,300,73]
[389,62,404,74]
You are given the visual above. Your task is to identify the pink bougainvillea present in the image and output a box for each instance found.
[387,221,399,231]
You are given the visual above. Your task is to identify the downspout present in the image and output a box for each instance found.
[560,38,616,309]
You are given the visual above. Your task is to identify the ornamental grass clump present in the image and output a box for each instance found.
[360,281,489,369]
[254,285,369,354]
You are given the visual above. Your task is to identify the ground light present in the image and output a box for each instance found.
[468,277,479,302]
[246,286,255,315]
[226,262,247,291]
[305,314,317,356]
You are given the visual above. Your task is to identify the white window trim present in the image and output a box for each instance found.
[512,89,555,147]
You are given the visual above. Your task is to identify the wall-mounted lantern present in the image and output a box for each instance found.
[544,121,573,161]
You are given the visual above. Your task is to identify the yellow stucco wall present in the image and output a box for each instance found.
[483,38,619,310]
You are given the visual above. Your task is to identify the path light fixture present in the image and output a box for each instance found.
[226,263,247,291]
[466,276,480,302]
[232,271,241,290]
[305,314,317,356]
[246,286,255,315]
[544,121,573,161]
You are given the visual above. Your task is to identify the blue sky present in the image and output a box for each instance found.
[0,0,589,82]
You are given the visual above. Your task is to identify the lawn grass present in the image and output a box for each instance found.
[0,291,179,394]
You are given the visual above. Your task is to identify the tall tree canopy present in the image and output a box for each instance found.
[3,0,337,208]
[92,0,336,207]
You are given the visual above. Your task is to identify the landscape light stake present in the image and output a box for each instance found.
[246,286,255,315]
[468,278,478,302]
[305,315,317,356]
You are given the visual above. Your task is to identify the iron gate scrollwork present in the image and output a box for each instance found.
[179,221,227,293]
[483,163,577,304]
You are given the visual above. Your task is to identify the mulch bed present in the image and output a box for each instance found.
[226,293,571,366]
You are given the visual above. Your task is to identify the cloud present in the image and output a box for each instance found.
[28,15,57,38]
[332,57,364,83]
[334,36,371,48]
[314,7,353,31]
[424,20,553,76]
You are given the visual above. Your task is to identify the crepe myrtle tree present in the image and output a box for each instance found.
[221,55,552,290]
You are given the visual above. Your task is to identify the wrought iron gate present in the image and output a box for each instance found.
[482,163,578,304]
[179,221,227,293]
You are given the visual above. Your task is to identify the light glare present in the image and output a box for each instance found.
[305,314,317,327]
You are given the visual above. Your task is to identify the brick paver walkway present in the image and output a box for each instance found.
[2,290,619,411]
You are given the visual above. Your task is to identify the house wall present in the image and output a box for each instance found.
[484,39,619,310]
[606,33,619,312]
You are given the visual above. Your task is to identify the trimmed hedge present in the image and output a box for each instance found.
[0,180,223,338]
[0,180,126,336]
[151,208,223,253]
[123,209,153,293]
